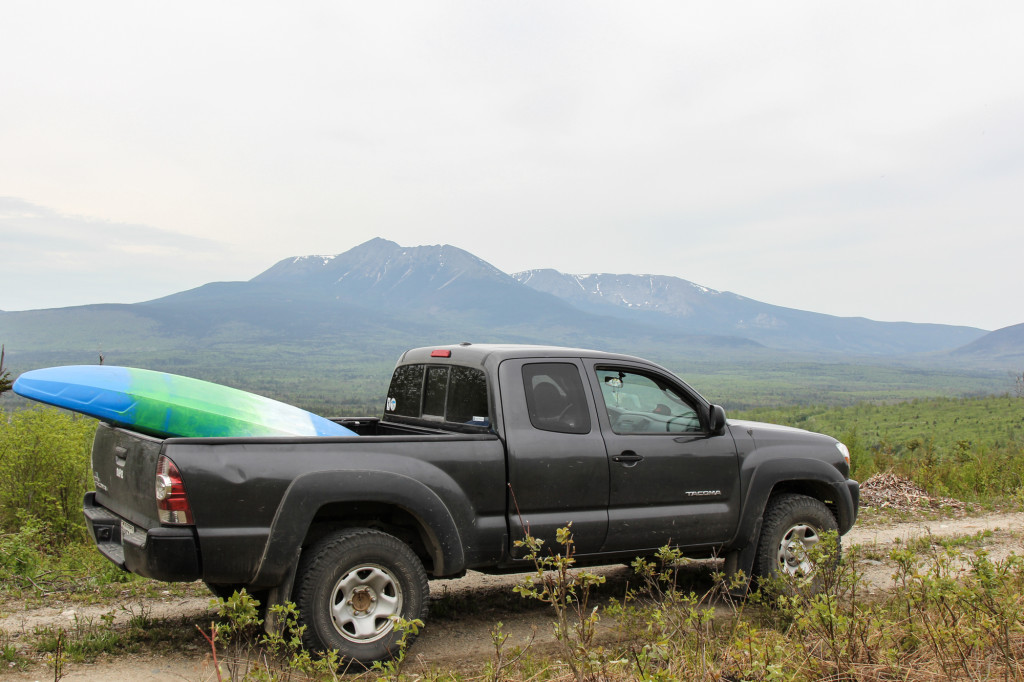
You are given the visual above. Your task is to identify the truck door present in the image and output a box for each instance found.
[499,358,609,557]
[582,360,740,553]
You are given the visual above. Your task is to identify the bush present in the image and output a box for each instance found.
[0,407,95,542]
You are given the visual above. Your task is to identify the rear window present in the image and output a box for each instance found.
[385,363,490,430]
[388,364,424,418]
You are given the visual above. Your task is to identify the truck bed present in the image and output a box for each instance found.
[85,420,508,587]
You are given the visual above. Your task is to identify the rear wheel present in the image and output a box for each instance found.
[754,494,839,588]
[293,528,429,666]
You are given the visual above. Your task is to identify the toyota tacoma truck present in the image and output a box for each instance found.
[83,344,859,664]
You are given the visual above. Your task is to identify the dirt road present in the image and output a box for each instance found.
[3,511,1022,681]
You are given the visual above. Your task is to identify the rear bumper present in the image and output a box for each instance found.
[83,492,201,582]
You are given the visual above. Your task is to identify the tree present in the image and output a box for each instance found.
[0,345,11,396]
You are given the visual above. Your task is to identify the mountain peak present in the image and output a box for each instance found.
[250,238,521,316]
[512,270,722,315]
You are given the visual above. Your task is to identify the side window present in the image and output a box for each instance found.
[385,364,490,429]
[596,368,701,434]
[523,363,591,434]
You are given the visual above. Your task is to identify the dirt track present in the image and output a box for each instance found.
[3,511,1022,681]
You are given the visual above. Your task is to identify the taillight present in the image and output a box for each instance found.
[156,455,194,525]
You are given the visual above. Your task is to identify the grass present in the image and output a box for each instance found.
[17,604,212,669]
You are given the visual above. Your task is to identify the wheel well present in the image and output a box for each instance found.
[767,480,840,525]
[301,502,437,574]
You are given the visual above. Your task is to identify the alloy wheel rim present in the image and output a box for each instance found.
[776,523,819,577]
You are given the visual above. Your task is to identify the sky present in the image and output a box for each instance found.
[2,2,1022,331]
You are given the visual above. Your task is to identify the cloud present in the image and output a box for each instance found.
[0,198,256,309]
[0,2,1022,328]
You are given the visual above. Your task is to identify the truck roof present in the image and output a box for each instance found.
[397,343,657,371]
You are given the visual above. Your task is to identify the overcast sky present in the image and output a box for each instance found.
[2,2,1022,330]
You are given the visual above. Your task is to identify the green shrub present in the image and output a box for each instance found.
[0,407,95,541]
[0,513,47,583]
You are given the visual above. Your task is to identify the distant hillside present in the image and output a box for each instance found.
[951,323,1024,364]
[513,270,986,355]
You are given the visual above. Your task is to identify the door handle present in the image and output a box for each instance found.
[613,451,643,467]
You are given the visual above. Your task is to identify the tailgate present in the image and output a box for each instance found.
[90,422,165,529]
[86,423,201,581]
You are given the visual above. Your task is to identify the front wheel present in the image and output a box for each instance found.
[753,494,839,589]
[293,528,429,666]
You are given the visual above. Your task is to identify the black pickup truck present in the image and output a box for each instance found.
[83,344,859,663]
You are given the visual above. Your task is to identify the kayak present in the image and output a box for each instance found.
[13,365,356,438]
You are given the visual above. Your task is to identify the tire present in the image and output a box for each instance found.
[753,494,839,588]
[293,528,429,666]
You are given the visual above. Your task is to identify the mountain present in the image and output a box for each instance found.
[0,240,716,374]
[513,270,986,355]
[951,323,1024,364]
[1,238,1013,412]
[243,239,761,354]
[0,239,995,361]
[249,238,590,327]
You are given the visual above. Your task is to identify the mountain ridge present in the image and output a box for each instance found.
[511,268,986,354]
[1,239,1015,378]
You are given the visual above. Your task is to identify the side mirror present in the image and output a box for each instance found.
[708,405,727,435]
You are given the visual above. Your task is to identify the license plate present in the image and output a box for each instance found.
[121,520,135,537]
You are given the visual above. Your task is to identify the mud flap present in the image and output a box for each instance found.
[263,549,301,636]
[724,517,762,597]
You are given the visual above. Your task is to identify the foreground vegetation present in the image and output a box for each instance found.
[4,525,1023,681]
[2,394,1023,680]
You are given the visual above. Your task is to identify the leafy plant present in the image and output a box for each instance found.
[200,589,353,681]
[368,616,424,682]
[513,523,609,682]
